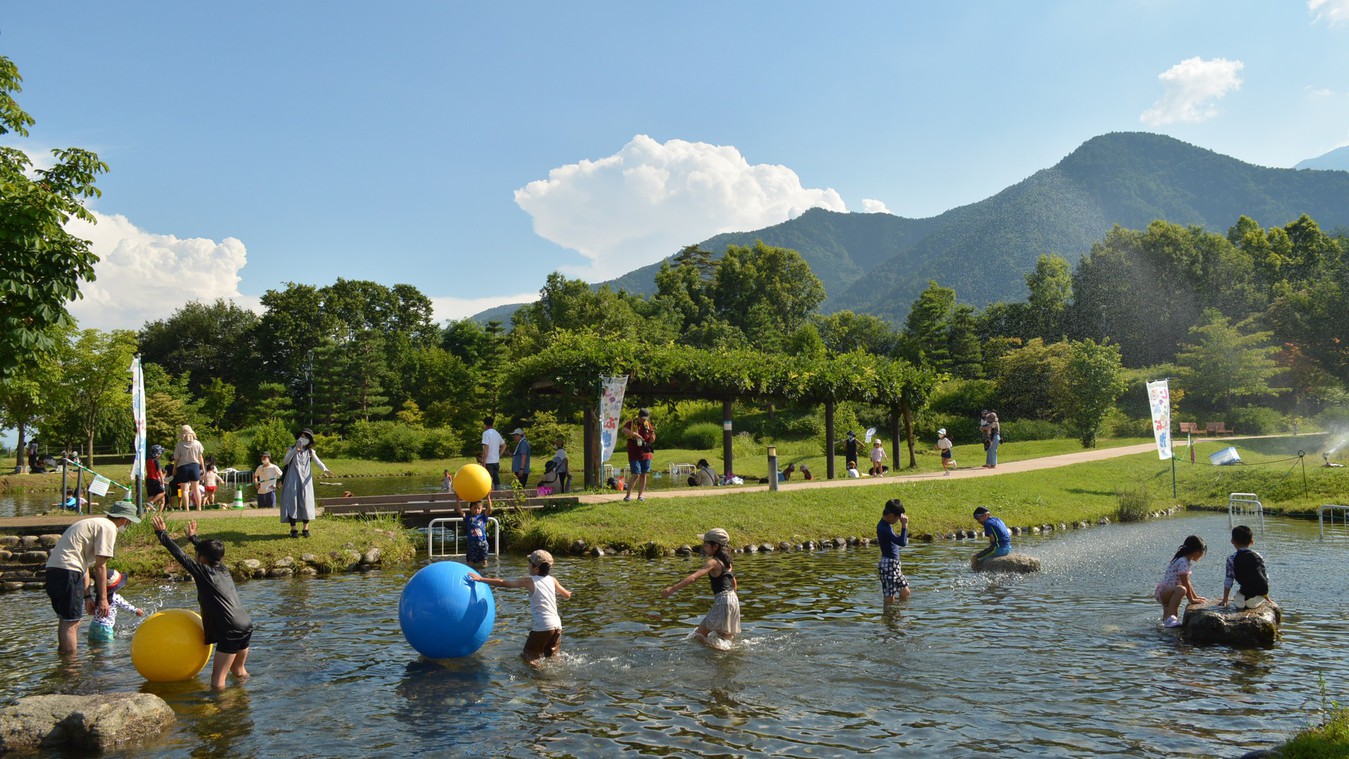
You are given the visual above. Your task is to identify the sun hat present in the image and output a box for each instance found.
[847,430,856,439]
[261,451,271,459]
[107,568,126,594]
[703,528,730,546]
[937,428,947,436]
[106,501,142,523]
[528,549,554,566]
[511,428,525,435]
[638,408,650,418]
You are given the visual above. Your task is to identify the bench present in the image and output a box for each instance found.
[1207,422,1234,435]
[1178,422,1202,435]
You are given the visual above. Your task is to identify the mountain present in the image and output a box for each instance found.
[1295,145,1349,171]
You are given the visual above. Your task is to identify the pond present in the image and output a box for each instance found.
[3,513,1346,757]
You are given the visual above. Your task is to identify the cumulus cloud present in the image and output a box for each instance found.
[430,293,539,323]
[62,212,251,330]
[1140,57,1245,126]
[861,198,892,214]
[1309,0,1349,27]
[514,135,847,278]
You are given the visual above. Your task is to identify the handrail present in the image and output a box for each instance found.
[427,517,501,559]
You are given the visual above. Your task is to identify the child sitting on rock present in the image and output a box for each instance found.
[1221,525,1269,609]
[455,494,494,568]
[1155,534,1207,628]
[971,506,1012,568]
[87,569,144,643]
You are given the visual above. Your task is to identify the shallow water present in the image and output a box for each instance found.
[3,513,1347,757]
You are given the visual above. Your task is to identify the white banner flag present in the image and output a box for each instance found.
[130,356,146,480]
[598,376,628,462]
[1146,379,1172,461]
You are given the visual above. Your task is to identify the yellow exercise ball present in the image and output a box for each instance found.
[452,463,493,502]
[131,609,214,682]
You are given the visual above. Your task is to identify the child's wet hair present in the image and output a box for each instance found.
[1231,525,1254,546]
[196,538,226,564]
[882,499,905,517]
[1172,534,1207,561]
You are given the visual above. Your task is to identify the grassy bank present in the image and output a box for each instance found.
[107,513,423,579]
[1279,707,1349,758]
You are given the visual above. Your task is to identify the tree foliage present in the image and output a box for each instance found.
[1176,309,1282,412]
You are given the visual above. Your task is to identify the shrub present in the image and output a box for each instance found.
[419,427,460,460]
[213,431,245,468]
[927,379,997,417]
[373,424,424,462]
[247,419,296,466]
[922,414,982,445]
[1116,486,1151,523]
[998,419,1061,442]
[1100,408,1153,439]
[674,422,723,450]
[1227,406,1285,436]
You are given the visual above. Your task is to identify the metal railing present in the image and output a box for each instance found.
[1318,504,1349,539]
[1227,492,1264,534]
[427,517,501,559]
[669,462,694,479]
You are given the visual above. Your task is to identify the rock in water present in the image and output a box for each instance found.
[1181,603,1282,648]
[0,693,174,752]
[971,554,1042,574]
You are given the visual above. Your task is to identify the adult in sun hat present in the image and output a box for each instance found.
[44,501,141,655]
[510,427,532,487]
[936,428,955,475]
[279,429,333,539]
[172,424,206,510]
[660,528,740,646]
[621,408,656,502]
[844,431,861,477]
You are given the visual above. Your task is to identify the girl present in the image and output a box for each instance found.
[145,445,166,510]
[1156,535,1208,627]
[172,425,205,511]
[661,528,740,646]
[88,569,145,643]
[202,457,223,507]
[869,439,886,476]
[936,428,955,475]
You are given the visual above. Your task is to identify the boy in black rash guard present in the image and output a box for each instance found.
[151,516,254,690]
[1221,524,1270,609]
[877,499,910,603]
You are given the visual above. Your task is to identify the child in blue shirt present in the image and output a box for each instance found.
[876,499,910,603]
[971,506,1012,568]
[455,494,494,568]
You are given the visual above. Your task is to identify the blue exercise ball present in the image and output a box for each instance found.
[399,561,495,659]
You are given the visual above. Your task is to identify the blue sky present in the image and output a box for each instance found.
[3,1,1347,329]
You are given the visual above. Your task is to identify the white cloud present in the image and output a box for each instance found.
[1140,57,1245,126]
[861,198,892,214]
[514,135,847,279]
[1306,86,1336,97]
[430,293,539,323]
[62,212,252,330]
[1309,0,1349,27]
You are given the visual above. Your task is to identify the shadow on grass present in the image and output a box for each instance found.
[1065,487,1115,497]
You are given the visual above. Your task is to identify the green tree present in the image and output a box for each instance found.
[0,328,65,470]
[815,311,900,356]
[946,304,983,379]
[993,338,1072,422]
[1053,339,1127,448]
[39,329,139,463]
[0,56,108,378]
[137,299,261,412]
[902,281,956,369]
[247,381,295,426]
[1025,254,1072,340]
[1175,309,1281,412]
[199,377,237,430]
[710,241,826,350]
[510,273,657,355]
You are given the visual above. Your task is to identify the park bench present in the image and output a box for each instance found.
[1206,421,1233,435]
[1178,422,1203,435]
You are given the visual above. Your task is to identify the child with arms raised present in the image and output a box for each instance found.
[455,494,494,568]
[470,549,572,667]
[661,528,740,646]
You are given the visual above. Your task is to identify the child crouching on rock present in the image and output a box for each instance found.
[151,516,254,690]
[1155,534,1207,628]
[470,549,572,667]
[1221,525,1270,609]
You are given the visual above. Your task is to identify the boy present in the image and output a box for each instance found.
[972,506,1012,568]
[253,452,282,509]
[455,494,494,568]
[936,428,955,475]
[470,549,572,667]
[151,516,254,690]
[1221,525,1270,609]
[877,500,910,603]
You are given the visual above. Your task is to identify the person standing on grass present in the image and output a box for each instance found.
[869,439,887,476]
[44,501,140,655]
[279,429,333,539]
[253,452,282,509]
[551,438,570,493]
[511,428,531,487]
[481,417,507,489]
[621,408,656,502]
[844,431,860,477]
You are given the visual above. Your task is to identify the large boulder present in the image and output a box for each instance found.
[0,693,174,752]
[971,553,1042,574]
[1181,603,1282,648]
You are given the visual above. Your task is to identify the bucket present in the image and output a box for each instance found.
[1208,446,1241,466]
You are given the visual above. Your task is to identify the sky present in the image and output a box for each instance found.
[3,1,1348,331]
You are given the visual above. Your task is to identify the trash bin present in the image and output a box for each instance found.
[1208,447,1241,466]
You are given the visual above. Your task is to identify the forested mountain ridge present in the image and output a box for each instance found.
[1295,145,1349,171]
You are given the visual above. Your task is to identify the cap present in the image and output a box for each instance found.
[937,428,947,436]
[511,428,525,436]
[528,549,554,566]
[973,506,990,518]
[703,528,730,546]
[261,451,271,459]
[106,500,142,523]
[638,408,650,418]
[847,430,856,438]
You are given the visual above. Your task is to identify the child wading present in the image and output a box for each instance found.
[87,569,144,643]
[1155,534,1207,627]
[877,500,910,603]
[455,494,493,568]
[470,549,572,667]
[1221,525,1270,609]
[661,528,740,646]
[151,516,254,690]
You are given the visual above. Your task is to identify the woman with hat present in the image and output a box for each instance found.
[172,425,206,510]
[660,527,740,646]
[278,429,334,538]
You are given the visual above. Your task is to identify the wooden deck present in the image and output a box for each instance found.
[319,489,578,517]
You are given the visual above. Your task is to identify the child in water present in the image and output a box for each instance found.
[455,494,494,568]
[87,569,144,642]
[470,549,572,667]
[661,528,739,646]
[877,500,910,603]
[1156,534,1208,627]
[971,506,1012,568]
[151,516,254,690]
[1221,525,1270,609]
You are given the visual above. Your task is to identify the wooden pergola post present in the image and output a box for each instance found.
[825,398,836,479]
[722,397,734,478]
[583,403,598,488]
[891,403,903,470]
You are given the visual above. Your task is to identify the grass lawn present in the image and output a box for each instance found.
[1279,707,1349,758]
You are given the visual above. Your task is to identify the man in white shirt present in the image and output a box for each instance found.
[481,416,507,489]
[44,501,141,655]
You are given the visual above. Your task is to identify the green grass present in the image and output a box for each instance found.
[108,513,422,579]
[1281,708,1349,758]
[320,456,476,478]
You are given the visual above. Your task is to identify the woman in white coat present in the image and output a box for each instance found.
[279,429,333,538]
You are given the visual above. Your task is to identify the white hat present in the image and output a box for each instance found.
[937,428,947,436]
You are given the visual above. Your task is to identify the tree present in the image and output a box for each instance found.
[0,329,65,471]
[711,241,826,350]
[1053,339,1127,448]
[902,281,956,369]
[138,299,261,412]
[0,56,108,378]
[993,338,1072,422]
[946,304,983,379]
[1176,309,1281,412]
[1025,254,1072,340]
[39,329,139,463]
[815,311,900,356]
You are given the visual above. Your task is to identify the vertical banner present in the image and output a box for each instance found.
[598,376,628,462]
[130,356,146,479]
[1146,379,1172,461]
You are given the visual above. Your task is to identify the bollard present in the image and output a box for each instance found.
[767,446,778,492]
[233,486,245,509]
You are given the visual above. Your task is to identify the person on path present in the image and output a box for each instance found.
[253,452,282,509]
[877,499,911,604]
[551,438,570,493]
[622,408,656,502]
[146,445,167,510]
[661,528,740,646]
[511,428,531,487]
[936,428,955,475]
[470,549,573,667]
[44,501,141,655]
[172,425,206,510]
[202,457,224,507]
[481,417,507,489]
[981,410,1001,468]
[869,439,887,476]
[279,429,333,538]
[971,506,1012,568]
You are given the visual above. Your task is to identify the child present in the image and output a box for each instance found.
[61,488,87,512]
[469,549,572,667]
[936,428,955,475]
[1221,525,1270,609]
[455,494,494,568]
[87,569,145,643]
[1156,534,1208,627]
[535,460,561,496]
[202,458,223,507]
[151,516,254,690]
[146,445,167,510]
[441,469,452,493]
[800,465,813,481]
[877,499,910,603]
[660,528,739,646]
[971,506,1012,568]
[551,438,570,493]
[846,461,861,479]
[869,440,886,476]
